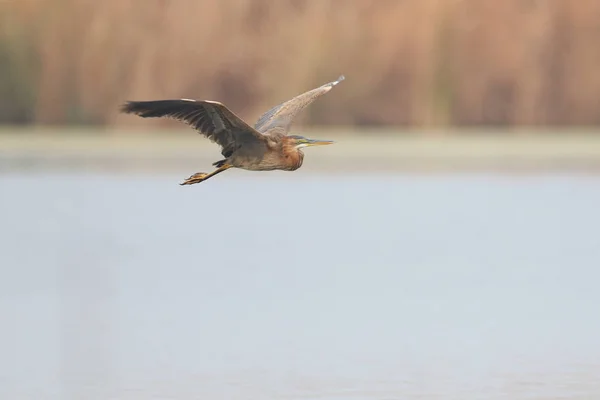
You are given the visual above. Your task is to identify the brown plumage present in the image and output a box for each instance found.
[119,75,344,185]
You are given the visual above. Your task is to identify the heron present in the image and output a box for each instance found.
[120,75,345,185]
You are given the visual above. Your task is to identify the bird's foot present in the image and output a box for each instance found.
[179,172,208,186]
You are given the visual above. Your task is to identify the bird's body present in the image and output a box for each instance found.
[120,75,344,185]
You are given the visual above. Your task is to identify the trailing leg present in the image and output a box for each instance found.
[179,164,232,186]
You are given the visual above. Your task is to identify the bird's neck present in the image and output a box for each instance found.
[296,149,305,169]
[282,143,304,171]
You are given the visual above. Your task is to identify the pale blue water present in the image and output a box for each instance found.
[1,172,599,399]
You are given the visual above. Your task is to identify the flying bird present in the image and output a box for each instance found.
[120,75,345,185]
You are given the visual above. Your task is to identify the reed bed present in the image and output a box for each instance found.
[1,0,600,129]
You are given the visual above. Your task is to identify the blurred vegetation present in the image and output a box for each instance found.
[1,0,600,129]
[0,5,39,124]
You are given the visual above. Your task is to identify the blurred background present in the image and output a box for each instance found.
[2,0,600,127]
[1,1,600,399]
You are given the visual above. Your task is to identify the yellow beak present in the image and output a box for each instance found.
[306,139,335,147]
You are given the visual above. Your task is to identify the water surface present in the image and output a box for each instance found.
[1,172,599,399]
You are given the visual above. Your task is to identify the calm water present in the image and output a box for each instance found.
[1,171,600,399]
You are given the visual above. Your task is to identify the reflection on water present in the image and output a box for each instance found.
[1,172,600,399]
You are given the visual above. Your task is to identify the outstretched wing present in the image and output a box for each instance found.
[120,99,267,157]
[254,75,345,136]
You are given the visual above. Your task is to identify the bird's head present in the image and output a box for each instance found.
[288,135,334,149]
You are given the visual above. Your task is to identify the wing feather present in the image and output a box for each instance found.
[120,99,267,157]
[254,75,345,136]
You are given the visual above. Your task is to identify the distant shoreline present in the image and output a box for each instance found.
[1,128,600,174]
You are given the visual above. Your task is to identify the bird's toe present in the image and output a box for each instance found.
[179,172,208,186]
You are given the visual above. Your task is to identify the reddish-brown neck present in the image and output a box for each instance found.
[281,142,304,171]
